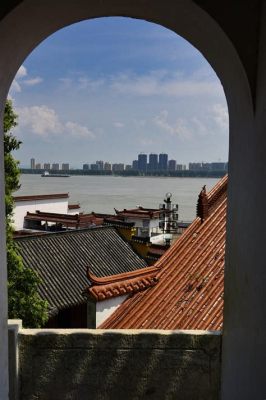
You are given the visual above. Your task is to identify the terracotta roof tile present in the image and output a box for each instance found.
[85,266,159,301]
[100,176,227,330]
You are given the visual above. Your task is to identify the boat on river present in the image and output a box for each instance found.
[41,171,70,178]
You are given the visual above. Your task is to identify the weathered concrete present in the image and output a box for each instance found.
[19,329,221,400]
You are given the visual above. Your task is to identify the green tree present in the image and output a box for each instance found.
[4,100,48,327]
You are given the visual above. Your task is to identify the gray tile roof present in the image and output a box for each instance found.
[15,227,147,316]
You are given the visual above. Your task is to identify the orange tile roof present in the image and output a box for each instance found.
[85,266,159,301]
[100,176,227,330]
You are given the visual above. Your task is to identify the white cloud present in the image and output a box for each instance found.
[212,104,229,130]
[113,121,124,128]
[15,105,95,139]
[154,110,192,140]
[110,71,222,98]
[77,77,105,90]
[57,69,223,99]
[10,80,22,93]
[9,65,42,95]
[65,121,95,138]
[17,105,63,136]
[23,77,43,86]
[16,65,27,79]
[139,138,155,146]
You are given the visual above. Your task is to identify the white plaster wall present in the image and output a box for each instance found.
[96,295,127,328]
[67,209,80,216]
[149,218,161,235]
[124,217,160,236]
[13,198,69,230]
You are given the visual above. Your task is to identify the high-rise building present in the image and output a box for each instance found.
[189,162,202,171]
[30,158,35,169]
[125,165,132,171]
[202,163,211,171]
[148,153,158,172]
[62,163,69,171]
[90,163,99,171]
[35,163,41,169]
[176,164,186,171]
[96,160,104,170]
[52,163,60,171]
[104,162,112,171]
[138,153,147,172]
[83,164,89,171]
[112,163,124,172]
[168,159,177,171]
[43,163,50,170]
[159,153,168,171]
[132,160,138,170]
[211,162,227,171]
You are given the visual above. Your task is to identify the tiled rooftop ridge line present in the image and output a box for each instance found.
[100,195,227,330]
[197,175,228,221]
[87,265,160,285]
[102,206,225,328]
[156,200,227,281]
[113,205,226,329]
[153,218,202,269]
[87,275,158,301]
[86,266,159,301]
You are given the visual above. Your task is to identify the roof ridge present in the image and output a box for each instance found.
[156,199,226,279]
[117,221,226,329]
[100,197,227,330]
[15,225,115,241]
[87,265,159,285]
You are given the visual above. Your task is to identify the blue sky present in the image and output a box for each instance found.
[9,17,229,168]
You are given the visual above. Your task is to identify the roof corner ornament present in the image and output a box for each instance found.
[197,185,209,222]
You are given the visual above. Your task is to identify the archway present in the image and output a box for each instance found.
[0,2,255,399]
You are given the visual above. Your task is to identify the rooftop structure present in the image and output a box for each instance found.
[13,193,70,230]
[24,210,103,230]
[100,175,227,330]
[15,226,148,326]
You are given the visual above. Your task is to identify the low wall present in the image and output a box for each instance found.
[17,329,221,400]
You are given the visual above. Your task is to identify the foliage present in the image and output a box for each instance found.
[4,100,48,327]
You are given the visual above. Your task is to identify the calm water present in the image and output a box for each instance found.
[16,174,219,221]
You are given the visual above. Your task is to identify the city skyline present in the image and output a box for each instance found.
[9,17,228,167]
[29,152,228,172]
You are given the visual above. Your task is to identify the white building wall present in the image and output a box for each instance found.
[13,198,69,230]
[125,217,161,236]
[96,295,128,327]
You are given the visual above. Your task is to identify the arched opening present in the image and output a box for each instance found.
[0,2,257,400]
[9,15,229,330]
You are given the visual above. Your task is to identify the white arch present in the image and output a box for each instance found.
[0,1,255,399]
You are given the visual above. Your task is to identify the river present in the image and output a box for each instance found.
[16,174,219,221]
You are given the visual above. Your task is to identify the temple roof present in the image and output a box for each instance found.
[100,176,227,330]
[85,266,159,301]
[15,226,148,316]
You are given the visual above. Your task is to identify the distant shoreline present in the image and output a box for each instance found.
[20,168,227,178]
